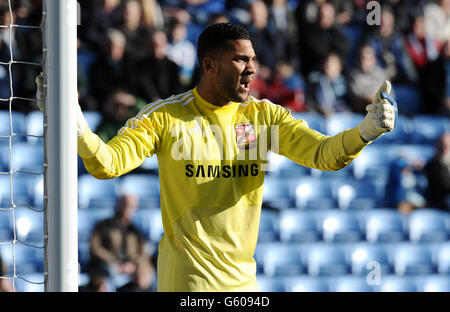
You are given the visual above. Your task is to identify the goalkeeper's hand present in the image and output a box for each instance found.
[35,73,88,137]
[357,80,397,142]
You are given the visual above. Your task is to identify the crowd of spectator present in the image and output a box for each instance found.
[0,0,448,120]
[80,194,157,292]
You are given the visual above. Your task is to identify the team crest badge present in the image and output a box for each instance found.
[236,123,257,150]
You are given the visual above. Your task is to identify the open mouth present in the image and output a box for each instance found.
[240,78,252,91]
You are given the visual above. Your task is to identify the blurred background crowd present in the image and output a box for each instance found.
[0,0,448,120]
[0,0,449,292]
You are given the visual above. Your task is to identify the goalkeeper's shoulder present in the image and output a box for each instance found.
[135,90,196,121]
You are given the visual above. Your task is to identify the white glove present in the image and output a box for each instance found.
[35,72,45,112]
[35,72,88,137]
[76,102,88,137]
[358,80,397,142]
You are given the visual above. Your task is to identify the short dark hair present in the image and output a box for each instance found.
[197,23,251,67]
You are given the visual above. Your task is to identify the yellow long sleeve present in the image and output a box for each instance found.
[78,88,369,291]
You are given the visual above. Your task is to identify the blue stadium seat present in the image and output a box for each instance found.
[292,177,335,210]
[363,209,406,243]
[392,84,422,115]
[78,208,114,242]
[14,273,45,292]
[306,243,349,276]
[0,111,26,145]
[0,243,43,275]
[278,210,319,243]
[316,210,363,243]
[0,210,11,241]
[410,115,449,145]
[310,163,354,180]
[408,209,448,243]
[0,145,6,172]
[374,114,413,145]
[379,275,418,292]
[78,174,119,209]
[25,111,43,144]
[29,175,43,209]
[79,273,89,287]
[352,145,395,181]
[342,24,366,67]
[436,243,450,274]
[185,22,204,45]
[256,275,286,292]
[348,243,392,275]
[132,208,164,243]
[78,241,90,273]
[283,276,330,292]
[0,174,33,209]
[418,275,450,292]
[392,144,436,165]
[275,158,311,179]
[78,49,98,82]
[332,179,378,210]
[139,156,159,171]
[262,176,292,210]
[10,174,43,210]
[331,276,375,292]
[119,174,160,208]
[83,111,102,132]
[325,113,364,136]
[258,209,279,243]
[2,142,44,174]
[266,151,311,178]
[392,244,434,275]
[13,207,44,245]
[292,112,326,133]
[258,243,304,276]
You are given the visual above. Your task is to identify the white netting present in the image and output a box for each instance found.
[0,0,44,292]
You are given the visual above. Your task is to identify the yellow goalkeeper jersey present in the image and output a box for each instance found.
[78,87,368,292]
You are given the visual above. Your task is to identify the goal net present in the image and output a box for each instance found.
[0,0,78,292]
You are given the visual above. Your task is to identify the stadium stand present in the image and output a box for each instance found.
[363,209,407,243]
[78,174,120,210]
[278,210,319,243]
[392,243,435,276]
[258,209,280,243]
[305,243,348,276]
[293,177,335,210]
[256,275,286,292]
[418,275,450,292]
[316,210,363,243]
[379,275,419,292]
[409,209,448,243]
[283,276,330,292]
[330,275,375,292]
[436,243,450,275]
[259,243,304,277]
[348,243,392,275]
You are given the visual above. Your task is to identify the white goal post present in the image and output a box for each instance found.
[44,0,78,292]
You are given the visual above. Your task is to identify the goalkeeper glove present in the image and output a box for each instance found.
[357,80,397,142]
[35,73,88,137]
[35,72,45,112]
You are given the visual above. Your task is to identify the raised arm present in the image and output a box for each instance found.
[35,74,160,179]
[274,80,396,171]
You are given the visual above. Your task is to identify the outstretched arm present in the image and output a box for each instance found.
[274,80,396,171]
[35,74,160,179]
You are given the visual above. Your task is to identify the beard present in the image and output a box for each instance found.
[216,67,249,104]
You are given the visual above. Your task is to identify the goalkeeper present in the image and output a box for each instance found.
[36,23,396,292]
